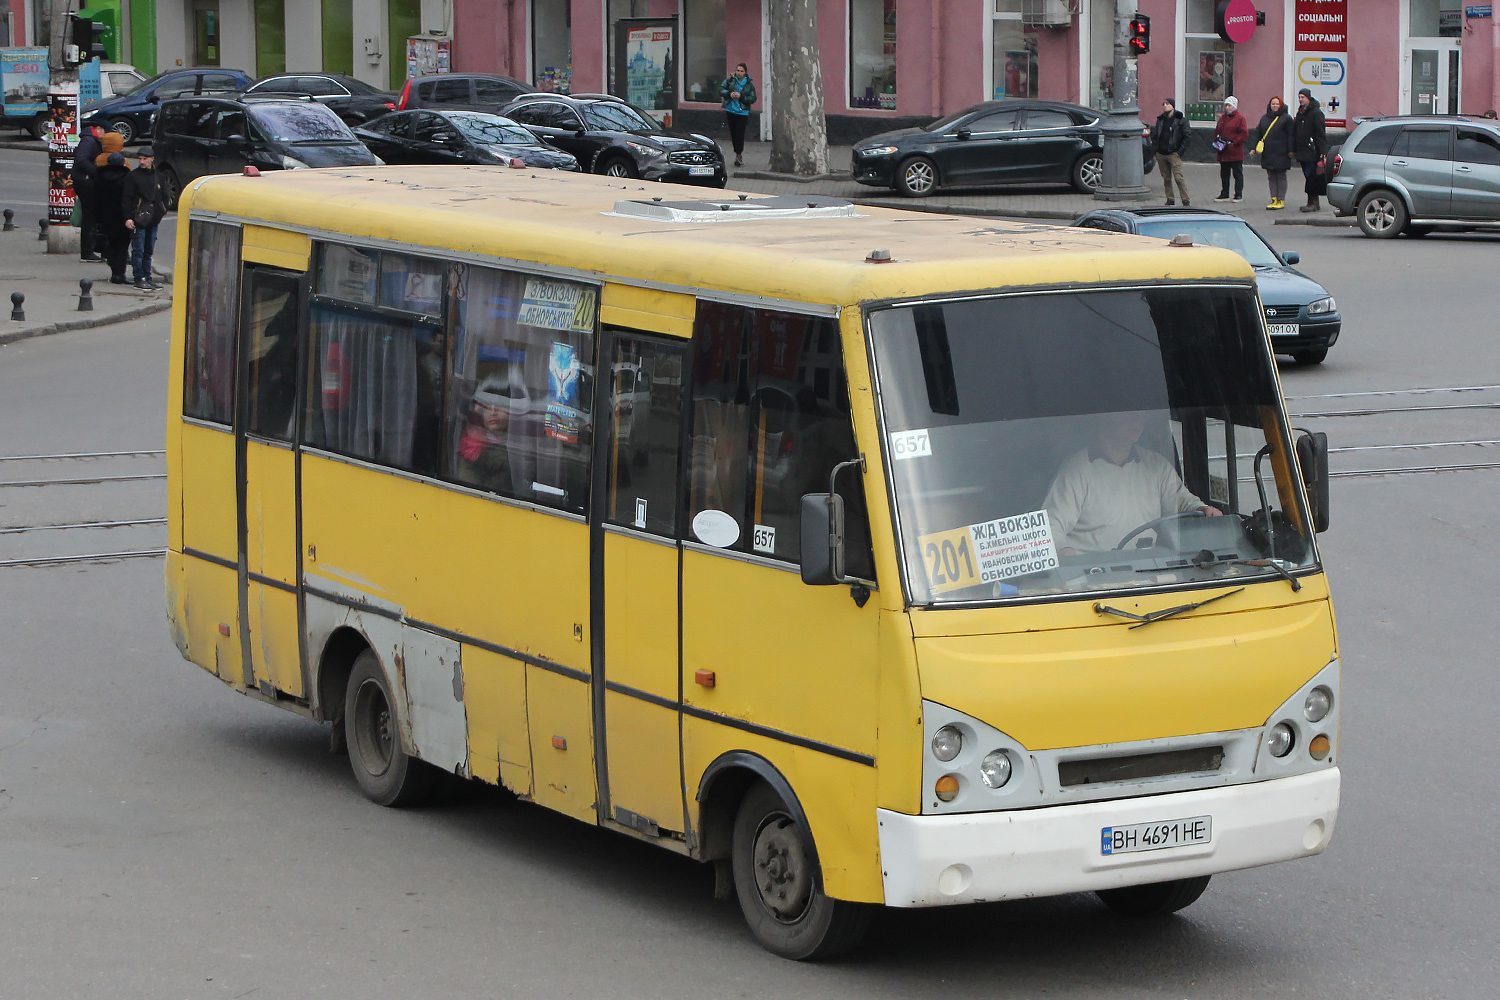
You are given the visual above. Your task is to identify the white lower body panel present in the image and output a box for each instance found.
[877,768,1339,907]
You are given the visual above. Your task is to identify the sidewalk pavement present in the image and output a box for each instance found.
[0,224,173,347]
[724,140,1353,231]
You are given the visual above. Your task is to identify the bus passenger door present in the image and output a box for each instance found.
[237,265,306,699]
[592,328,690,839]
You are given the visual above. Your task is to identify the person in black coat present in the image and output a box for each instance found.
[1293,88,1329,212]
[123,146,168,290]
[71,125,104,261]
[1254,96,1293,210]
[94,152,133,284]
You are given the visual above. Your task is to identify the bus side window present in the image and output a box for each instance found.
[183,221,242,424]
[686,302,873,579]
[445,265,598,514]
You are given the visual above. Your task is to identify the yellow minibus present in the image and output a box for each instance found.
[166,165,1339,959]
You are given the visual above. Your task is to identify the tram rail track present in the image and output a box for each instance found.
[0,448,166,569]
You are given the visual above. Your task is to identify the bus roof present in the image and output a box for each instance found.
[181,166,1255,306]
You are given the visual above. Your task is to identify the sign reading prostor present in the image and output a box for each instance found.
[1216,0,1259,43]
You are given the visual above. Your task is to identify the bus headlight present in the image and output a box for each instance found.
[931,725,963,762]
[1304,686,1333,723]
[979,750,1012,788]
[1267,722,1296,758]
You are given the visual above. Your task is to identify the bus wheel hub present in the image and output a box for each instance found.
[753,815,812,921]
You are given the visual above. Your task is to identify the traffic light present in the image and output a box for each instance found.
[69,15,110,63]
[1128,14,1151,56]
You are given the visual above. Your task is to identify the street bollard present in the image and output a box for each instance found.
[2,209,13,232]
[78,278,94,312]
[9,292,23,321]
[37,218,48,241]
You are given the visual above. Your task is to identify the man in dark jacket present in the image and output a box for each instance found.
[123,146,168,290]
[1293,88,1329,213]
[1151,98,1191,205]
[72,125,104,261]
[94,152,134,284]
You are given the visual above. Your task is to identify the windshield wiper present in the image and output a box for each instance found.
[1095,587,1245,629]
[1232,558,1301,591]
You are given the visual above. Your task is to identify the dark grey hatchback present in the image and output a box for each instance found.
[1074,207,1341,364]
[853,99,1153,197]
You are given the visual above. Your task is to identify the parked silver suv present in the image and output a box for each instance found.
[1327,116,1500,238]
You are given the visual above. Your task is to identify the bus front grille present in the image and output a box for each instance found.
[1057,746,1226,787]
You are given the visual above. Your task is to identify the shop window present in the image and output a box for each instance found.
[992,2,1037,101]
[687,303,872,579]
[183,221,242,425]
[1409,0,1463,38]
[448,265,598,514]
[683,0,727,104]
[849,0,896,110]
[1184,1,1233,125]
[532,0,573,93]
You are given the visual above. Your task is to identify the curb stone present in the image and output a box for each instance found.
[0,298,172,347]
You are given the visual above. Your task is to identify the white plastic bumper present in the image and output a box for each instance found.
[877,768,1339,907]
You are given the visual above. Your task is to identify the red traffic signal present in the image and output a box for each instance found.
[1128,14,1151,55]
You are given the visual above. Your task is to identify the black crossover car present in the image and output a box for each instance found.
[500,93,726,186]
[155,96,379,206]
[396,73,537,114]
[242,73,396,125]
[82,67,253,144]
[1074,207,1341,364]
[355,110,578,169]
[853,99,1153,197]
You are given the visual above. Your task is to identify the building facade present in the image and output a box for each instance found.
[8,2,1497,144]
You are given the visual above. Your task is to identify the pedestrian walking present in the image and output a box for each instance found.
[720,62,757,168]
[72,125,104,261]
[1151,98,1191,206]
[1212,96,1249,203]
[1293,88,1329,213]
[123,146,167,290]
[1253,96,1293,210]
[94,151,133,284]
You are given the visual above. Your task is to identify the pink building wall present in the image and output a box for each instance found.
[1136,0,1177,115]
[1226,2,1284,115]
[1462,14,1500,115]
[1346,5,1402,120]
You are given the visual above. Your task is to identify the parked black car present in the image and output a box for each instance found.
[154,96,379,207]
[242,73,396,125]
[355,110,578,169]
[397,73,536,114]
[83,67,253,144]
[499,93,726,186]
[1074,206,1341,364]
[853,99,1154,197]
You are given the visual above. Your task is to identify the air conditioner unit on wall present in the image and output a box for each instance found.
[1022,0,1075,29]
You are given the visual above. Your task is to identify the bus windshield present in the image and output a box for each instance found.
[868,286,1317,606]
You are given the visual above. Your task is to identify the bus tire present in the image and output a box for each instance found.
[730,781,869,960]
[344,649,436,807]
[1096,875,1211,917]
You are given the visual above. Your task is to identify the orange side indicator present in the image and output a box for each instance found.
[551,735,567,751]
[217,623,231,636]
[694,669,716,688]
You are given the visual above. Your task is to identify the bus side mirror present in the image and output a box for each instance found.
[800,493,845,586]
[1296,431,1330,532]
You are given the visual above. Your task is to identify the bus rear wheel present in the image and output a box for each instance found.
[1096,875,1211,917]
[730,781,869,960]
[345,649,436,807]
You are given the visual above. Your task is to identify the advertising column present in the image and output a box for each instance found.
[1293,0,1348,128]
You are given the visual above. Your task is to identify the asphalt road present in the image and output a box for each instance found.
[2,227,1498,999]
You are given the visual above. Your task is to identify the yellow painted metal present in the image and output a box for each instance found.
[526,668,597,823]
[180,552,243,686]
[245,443,302,697]
[460,646,532,794]
[603,532,682,833]
[179,422,237,563]
[875,610,923,817]
[599,283,695,338]
[241,224,311,271]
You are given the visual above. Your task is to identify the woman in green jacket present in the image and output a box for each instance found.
[720,63,756,167]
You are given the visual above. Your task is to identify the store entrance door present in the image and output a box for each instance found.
[1408,43,1460,116]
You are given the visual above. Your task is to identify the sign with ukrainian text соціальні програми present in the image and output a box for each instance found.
[1294,0,1347,129]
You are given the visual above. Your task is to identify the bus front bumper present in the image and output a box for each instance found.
[876,768,1339,907]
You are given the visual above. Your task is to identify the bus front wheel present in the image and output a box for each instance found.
[730,781,869,960]
[344,649,436,807]
[1096,875,1211,917]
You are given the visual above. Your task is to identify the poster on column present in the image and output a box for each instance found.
[1293,0,1348,128]
[612,17,677,126]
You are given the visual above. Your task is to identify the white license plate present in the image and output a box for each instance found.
[1268,323,1300,336]
[1101,815,1212,855]
[688,165,714,176]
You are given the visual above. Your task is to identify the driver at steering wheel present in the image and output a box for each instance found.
[1044,411,1221,555]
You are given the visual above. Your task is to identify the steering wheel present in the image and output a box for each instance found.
[1113,510,1207,551]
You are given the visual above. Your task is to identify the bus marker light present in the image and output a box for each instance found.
[934,775,960,802]
[694,669,716,688]
[218,623,230,636]
[1308,734,1330,760]
[1266,722,1295,758]
[551,735,567,751]
[243,166,261,177]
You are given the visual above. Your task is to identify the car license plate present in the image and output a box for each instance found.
[688,165,714,176]
[1101,815,1212,855]
[1267,323,1300,336]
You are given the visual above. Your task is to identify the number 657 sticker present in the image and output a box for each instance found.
[889,428,932,460]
